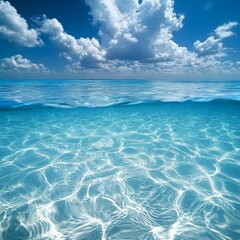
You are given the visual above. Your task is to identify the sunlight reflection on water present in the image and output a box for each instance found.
[0,100,240,239]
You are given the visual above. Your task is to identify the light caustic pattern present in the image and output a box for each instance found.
[0,102,240,240]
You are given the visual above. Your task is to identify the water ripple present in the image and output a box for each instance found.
[0,101,240,239]
[0,80,240,109]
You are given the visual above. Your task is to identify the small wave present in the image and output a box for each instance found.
[0,98,239,110]
[1,79,240,110]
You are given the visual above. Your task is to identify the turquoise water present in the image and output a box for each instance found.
[0,80,240,239]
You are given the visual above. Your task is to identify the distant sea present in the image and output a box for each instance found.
[0,80,240,239]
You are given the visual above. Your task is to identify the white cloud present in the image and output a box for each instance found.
[0,0,42,47]
[194,37,224,57]
[86,0,239,70]
[215,22,238,39]
[64,56,240,80]
[1,0,236,79]
[85,0,187,62]
[40,16,105,67]
[0,55,49,73]
[29,0,237,79]
[194,22,238,58]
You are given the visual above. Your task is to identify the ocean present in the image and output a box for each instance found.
[0,80,240,239]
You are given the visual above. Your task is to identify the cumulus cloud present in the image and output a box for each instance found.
[39,16,105,67]
[215,22,238,39]
[194,22,238,58]
[0,0,42,47]
[36,0,190,66]
[64,55,240,80]
[32,0,238,78]
[0,54,49,73]
[194,36,225,57]
[2,0,238,79]
[85,0,187,62]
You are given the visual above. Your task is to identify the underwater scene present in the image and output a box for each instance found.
[0,80,240,240]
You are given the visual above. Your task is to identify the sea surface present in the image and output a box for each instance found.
[0,80,240,240]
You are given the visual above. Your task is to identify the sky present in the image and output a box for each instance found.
[0,0,239,80]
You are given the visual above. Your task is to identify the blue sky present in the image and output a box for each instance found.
[0,0,239,80]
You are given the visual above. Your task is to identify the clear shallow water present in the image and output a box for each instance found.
[0,80,240,240]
